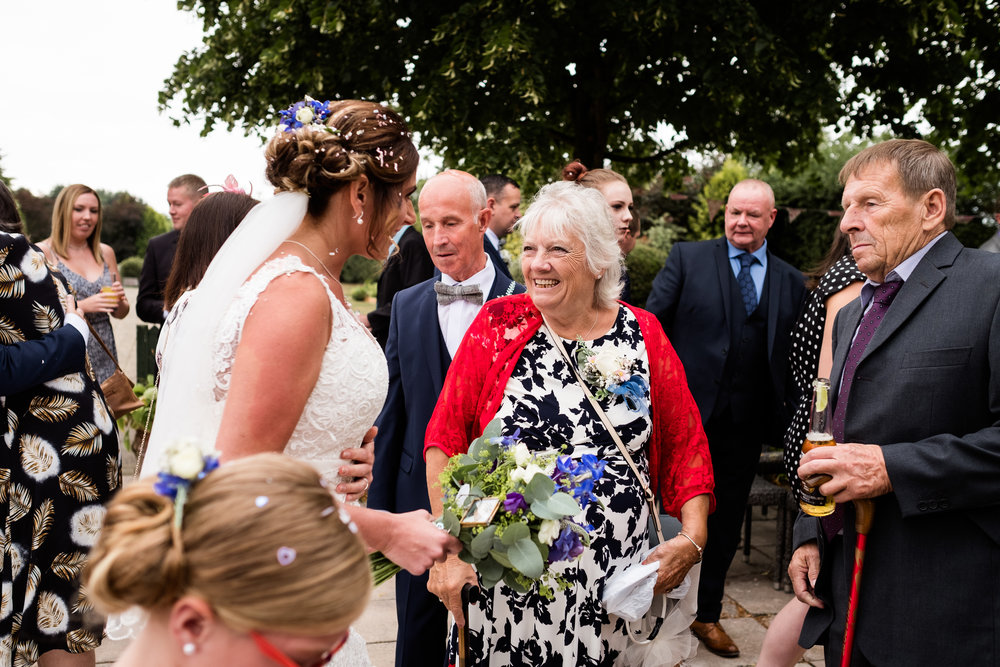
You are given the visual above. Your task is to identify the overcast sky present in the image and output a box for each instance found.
[0,0,274,213]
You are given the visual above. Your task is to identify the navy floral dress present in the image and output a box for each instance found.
[450,306,652,666]
[0,234,120,663]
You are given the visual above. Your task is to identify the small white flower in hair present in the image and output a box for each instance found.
[276,547,297,566]
[295,106,316,125]
[255,496,269,508]
[338,507,359,534]
[321,506,336,518]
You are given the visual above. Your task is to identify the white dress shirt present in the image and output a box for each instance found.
[437,253,495,358]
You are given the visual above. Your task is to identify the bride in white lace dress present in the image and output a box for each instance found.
[142,100,459,663]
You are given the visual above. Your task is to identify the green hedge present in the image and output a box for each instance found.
[119,255,143,279]
[625,243,668,309]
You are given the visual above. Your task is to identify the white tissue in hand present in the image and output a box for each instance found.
[602,561,659,621]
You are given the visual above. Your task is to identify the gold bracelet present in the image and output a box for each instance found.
[677,530,703,562]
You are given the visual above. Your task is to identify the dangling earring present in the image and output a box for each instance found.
[357,211,364,226]
[183,642,197,656]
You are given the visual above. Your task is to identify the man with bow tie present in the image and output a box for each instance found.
[370,170,524,667]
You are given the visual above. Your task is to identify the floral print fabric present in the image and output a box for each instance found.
[0,234,120,663]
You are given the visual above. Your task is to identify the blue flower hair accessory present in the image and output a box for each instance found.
[153,438,220,529]
[278,96,337,133]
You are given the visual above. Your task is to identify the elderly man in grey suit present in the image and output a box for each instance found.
[791,139,1000,666]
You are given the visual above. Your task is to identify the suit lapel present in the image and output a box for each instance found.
[486,272,518,301]
[764,250,782,359]
[415,280,449,389]
[858,234,959,365]
[714,240,733,331]
[830,301,863,399]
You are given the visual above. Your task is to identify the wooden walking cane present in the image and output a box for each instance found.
[840,499,875,667]
[458,583,474,667]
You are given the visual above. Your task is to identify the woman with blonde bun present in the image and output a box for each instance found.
[86,453,369,667]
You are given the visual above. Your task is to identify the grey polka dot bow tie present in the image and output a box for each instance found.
[434,281,484,305]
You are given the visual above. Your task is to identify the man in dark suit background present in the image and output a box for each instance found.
[480,174,521,279]
[136,174,205,323]
[645,179,805,657]
[369,170,524,667]
[791,140,1000,666]
[364,223,435,349]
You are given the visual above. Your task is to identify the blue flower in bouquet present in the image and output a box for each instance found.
[548,525,586,563]
[487,428,521,448]
[430,420,609,599]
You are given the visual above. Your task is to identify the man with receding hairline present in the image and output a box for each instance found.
[369,170,524,667]
[790,139,1000,666]
[646,179,805,657]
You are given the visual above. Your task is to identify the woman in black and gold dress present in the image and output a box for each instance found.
[1,228,120,667]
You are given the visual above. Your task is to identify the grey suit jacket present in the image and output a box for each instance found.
[795,233,1000,665]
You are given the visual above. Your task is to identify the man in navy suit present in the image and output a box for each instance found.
[480,174,521,279]
[645,179,805,657]
[137,174,205,323]
[370,170,524,667]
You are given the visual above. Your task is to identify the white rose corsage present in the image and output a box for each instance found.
[575,340,650,415]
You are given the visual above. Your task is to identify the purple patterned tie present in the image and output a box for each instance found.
[822,280,903,540]
[737,253,758,315]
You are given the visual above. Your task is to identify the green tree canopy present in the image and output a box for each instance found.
[162,0,1000,191]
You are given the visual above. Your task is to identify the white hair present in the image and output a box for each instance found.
[517,181,623,309]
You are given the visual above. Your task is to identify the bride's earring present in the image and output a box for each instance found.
[357,211,364,226]
[182,642,197,656]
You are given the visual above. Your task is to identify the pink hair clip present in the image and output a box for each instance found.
[199,174,253,196]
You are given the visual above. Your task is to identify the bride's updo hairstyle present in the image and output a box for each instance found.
[265,99,419,256]
[85,453,371,636]
[561,160,628,190]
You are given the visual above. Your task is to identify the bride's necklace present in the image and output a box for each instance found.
[281,240,342,286]
[280,240,354,311]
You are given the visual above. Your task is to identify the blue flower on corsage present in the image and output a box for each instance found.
[608,374,650,416]
[278,96,335,133]
[154,438,220,528]
[575,341,650,414]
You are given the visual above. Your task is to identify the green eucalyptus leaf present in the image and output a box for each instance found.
[508,537,544,579]
[482,419,503,439]
[529,499,563,520]
[503,570,530,593]
[442,509,461,536]
[470,525,497,560]
[501,521,530,546]
[476,556,504,589]
[489,548,513,569]
[546,492,582,516]
[523,474,556,503]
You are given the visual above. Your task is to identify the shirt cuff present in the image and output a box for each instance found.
[65,314,89,343]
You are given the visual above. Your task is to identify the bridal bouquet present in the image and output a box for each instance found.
[369,422,605,599]
[439,421,604,599]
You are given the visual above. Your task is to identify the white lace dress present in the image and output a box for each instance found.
[212,255,387,665]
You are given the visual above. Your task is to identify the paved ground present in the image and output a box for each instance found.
[99,283,825,666]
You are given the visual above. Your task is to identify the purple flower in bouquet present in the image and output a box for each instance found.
[548,526,585,563]
[504,492,528,514]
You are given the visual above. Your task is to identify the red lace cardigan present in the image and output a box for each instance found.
[424,294,715,517]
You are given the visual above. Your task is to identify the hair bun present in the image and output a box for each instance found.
[562,161,589,182]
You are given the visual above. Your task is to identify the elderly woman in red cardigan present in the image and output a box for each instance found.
[424,181,714,666]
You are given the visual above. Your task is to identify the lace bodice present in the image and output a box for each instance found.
[211,255,388,495]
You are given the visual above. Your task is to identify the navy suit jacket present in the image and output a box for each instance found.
[484,236,513,279]
[645,237,805,433]
[794,233,1000,665]
[137,229,179,324]
[369,269,523,513]
[1,326,87,395]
